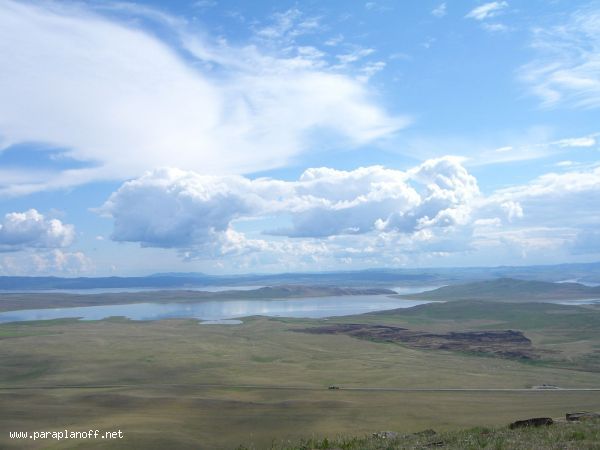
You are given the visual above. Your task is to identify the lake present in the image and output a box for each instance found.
[0,295,434,324]
[0,284,440,295]
[549,298,600,305]
[0,285,265,294]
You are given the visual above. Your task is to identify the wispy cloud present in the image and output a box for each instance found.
[324,34,344,47]
[193,0,217,9]
[473,132,598,165]
[364,2,392,13]
[335,47,375,65]
[358,61,386,82]
[431,3,447,18]
[254,8,320,42]
[553,135,597,148]
[481,22,509,33]
[465,1,508,21]
[0,1,407,196]
[397,129,598,167]
[519,6,600,109]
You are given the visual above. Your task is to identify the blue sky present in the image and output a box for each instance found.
[0,0,599,276]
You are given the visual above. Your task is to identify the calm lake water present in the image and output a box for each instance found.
[550,298,600,305]
[0,295,434,324]
[0,285,264,294]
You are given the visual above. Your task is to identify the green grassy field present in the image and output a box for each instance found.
[1,298,600,449]
[346,300,600,371]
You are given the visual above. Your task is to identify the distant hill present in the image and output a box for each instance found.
[0,261,599,290]
[0,272,438,290]
[399,278,600,302]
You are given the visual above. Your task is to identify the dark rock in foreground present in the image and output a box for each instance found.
[509,417,553,429]
[566,412,600,421]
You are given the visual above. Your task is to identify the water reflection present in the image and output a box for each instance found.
[0,295,434,324]
[549,298,600,305]
[0,285,264,295]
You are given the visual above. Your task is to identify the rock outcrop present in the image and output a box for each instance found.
[509,417,553,429]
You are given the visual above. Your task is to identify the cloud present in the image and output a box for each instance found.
[519,6,600,109]
[98,159,600,266]
[324,34,344,47]
[465,1,508,21]
[431,3,447,18]
[193,1,217,9]
[555,160,575,167]
[571,228,600,254]
[0,249,92,275]
[481,22,508,33]
[364,2,393,13]
[553,136,596,148]
[100,157,482,257]
[358,61,386,81]
[500,201,523,222]
[254,8,320,42]
[487,165,600,230]
[467,130,599,166]
[0,209,75,252]
[273,165,422,237]
[472,225,574,259]
[336,48,376,65]
[0,1,406,196]
[99,168,261,249]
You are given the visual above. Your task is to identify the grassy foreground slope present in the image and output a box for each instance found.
[257,419,600,450]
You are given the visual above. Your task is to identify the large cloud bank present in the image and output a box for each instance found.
[100,157,482,254]
[0,0,405,196]
[99,158,600,264]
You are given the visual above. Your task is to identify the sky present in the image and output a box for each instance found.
[0,0,599,276]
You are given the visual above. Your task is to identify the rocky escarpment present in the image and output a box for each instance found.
[297,324,542,359]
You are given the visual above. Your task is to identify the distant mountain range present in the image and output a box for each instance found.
[0,261,599,290]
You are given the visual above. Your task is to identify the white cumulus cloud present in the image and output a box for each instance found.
[98,159,600,266]
[0,209,75,252]
[99,157,482,257]
[99,168,262,248]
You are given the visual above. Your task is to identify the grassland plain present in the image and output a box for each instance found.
[1,299,600,449]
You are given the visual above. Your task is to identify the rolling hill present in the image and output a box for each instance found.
[398,278,600,302]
